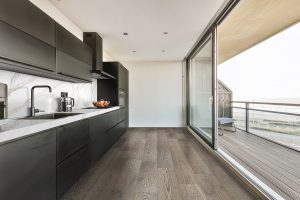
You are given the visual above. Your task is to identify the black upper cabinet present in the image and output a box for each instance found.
[0,21,56,72]
[56,23,92,65]
[100,62,129,106]
[118,65,129,91]
[56,50,92,82]
[83,32,103,71]
[0,129,56,200]
[0,0,55,46]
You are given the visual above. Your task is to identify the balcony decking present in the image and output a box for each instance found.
[219,129,300,200]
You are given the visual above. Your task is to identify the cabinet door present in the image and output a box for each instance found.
[106,110,119,129]
[118,65,126,90]
[0,21,56,72]
[0,129,56,200]
[0,0,55,46]
[56,23,92,65]
[119,107,127,122]
[89,114,108,163]
[56,50,92,82]
[57,146,90,199]
[57,119,89,163]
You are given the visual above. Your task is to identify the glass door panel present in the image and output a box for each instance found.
[189,36,214,144]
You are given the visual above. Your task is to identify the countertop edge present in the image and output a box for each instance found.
[0,106,121,145]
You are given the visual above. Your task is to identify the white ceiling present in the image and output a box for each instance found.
[49,0,225,61]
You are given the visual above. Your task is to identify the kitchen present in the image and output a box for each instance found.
[0,0,258,200]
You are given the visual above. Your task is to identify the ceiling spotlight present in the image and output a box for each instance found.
[123,32,128,36]
[163,32,168,35]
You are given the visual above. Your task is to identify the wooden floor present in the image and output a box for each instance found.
[62,128,255,200]
[219,129,300,200]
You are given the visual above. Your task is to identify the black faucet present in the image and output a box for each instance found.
[30,85,52,117]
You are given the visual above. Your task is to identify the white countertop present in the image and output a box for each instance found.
[0,106,120,145]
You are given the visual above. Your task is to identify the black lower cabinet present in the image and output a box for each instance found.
[57,146,90,199]
[57,119,89,163]
[0,129,56,200]
[88,113,108,164]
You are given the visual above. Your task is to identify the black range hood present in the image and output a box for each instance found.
[83,32,116,79]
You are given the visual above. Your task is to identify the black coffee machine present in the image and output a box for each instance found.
[59,92,74,112]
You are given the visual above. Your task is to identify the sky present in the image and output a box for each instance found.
[218,22,300,102]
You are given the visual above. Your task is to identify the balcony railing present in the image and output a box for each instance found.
[231,101,300,151]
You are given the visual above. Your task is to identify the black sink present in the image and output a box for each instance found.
[22,113,81,120]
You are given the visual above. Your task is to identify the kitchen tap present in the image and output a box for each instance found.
[30,85,52,117]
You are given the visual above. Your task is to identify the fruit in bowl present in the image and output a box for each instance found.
[93,100,110,108]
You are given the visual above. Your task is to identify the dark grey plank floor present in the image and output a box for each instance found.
[219,129,300,200]
[62,128,255,200]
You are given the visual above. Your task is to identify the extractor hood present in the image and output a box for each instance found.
[83,32,116,79]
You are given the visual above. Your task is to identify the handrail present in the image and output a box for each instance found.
[232,106,300,117]
[231,101,300,133]
[232,101,300,107]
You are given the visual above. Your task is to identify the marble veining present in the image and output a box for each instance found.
[0,107,120,145]
[0,70,97,118]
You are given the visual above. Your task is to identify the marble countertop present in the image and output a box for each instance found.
[0,106,120,145]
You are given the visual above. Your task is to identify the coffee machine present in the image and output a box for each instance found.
[59,92,74,112]
[0,83,8,119]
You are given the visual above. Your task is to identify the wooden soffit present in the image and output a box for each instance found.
[218,0,300,64]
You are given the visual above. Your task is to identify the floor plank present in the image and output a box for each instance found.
[219,129,300,200]
[62,128,255,200]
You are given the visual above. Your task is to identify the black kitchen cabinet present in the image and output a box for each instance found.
[0,20,56,72]
[99,62,129,107]
[0,129,56,200]
[119,107,128,123]
[56,50,92,82]
[57,146,90,199]
[57,119,89,163]
[83,32,103,71]
[88,113,108,163]
[0,0,55,46]
[56,23,92,65]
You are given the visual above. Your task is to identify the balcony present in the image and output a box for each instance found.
[218,100,300,200]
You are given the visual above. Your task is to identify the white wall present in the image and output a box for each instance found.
[122,61,184,127]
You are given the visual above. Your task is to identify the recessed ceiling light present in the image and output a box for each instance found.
[163,32,168,35]
[132,50,136,53]
[162,50,166,52]
[123,32,128,36]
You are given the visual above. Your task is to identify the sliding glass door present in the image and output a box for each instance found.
[188,32,217,148]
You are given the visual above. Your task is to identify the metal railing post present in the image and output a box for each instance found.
[246,102,249,132]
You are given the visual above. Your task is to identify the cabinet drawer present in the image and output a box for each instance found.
[57,146,90,199]
[89,113,108,141]
[0,21,56,72]
[119,107,128,122]
[0,129,56,200]
[106,110,119,130]
[57,119,89,163]
[0,0,55,46]
[56,23,92,65]
[56,50,92,82]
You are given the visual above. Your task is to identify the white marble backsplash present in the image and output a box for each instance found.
[0,70,97,119]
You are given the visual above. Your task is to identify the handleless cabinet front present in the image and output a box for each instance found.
[57,146,90,199]
[0,129,56,200]
[0,21,56,72]
[56,50,92,82]
[56,24,92,65]
[0,0,55,46]
[57,119,89,163]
